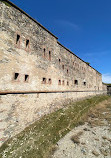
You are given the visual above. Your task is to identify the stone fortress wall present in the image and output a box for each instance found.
[0,0,107,146]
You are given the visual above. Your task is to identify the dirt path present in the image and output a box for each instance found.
[52,98,111,158]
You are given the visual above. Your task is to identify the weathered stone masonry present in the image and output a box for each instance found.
[0,0,107,146]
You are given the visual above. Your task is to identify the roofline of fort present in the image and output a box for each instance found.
[1,0,58,39]
[1,0,101,75]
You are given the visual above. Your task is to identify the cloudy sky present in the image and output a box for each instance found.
[10,0,111,83]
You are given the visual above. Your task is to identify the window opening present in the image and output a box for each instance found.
[48,78,52,84]
[26,39,30,51]
[16,34,20,44]
[25,75,29,82]
[14,73,19,80]
[42,78,46,84]
[26,39,29,48]
[58,80,61,85]
[83,82,86,86]
[62,80,65,85]
[62,65,64,70]
[74,80,78,85]
[43,48,46,58]
[49,51,51,60]
[67,81,69,86]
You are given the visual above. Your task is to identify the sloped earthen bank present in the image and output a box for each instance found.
[0,95,110,158]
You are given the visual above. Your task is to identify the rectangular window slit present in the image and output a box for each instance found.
[83,82,86,86]
[42,78,46,84]
[67,81,69,86]
[26,39,29,47]
[48,78,52,84]
[25,75,29,82]
[49,51,51,60]
[43,48,46,58]
[16,34,20,44]
[14,73,19,80]
[58,80,61,85]
[62,65,64,70]
[74,80,78,85]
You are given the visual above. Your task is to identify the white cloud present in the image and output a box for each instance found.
[55,20,80,30]
[84,50,110,57]
[102,73,111,83]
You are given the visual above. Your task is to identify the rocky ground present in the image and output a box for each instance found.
[52,98,111,158]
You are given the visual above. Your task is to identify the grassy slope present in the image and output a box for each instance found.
[0,95,110,158]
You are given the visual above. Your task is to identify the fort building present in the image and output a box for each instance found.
[0,0,107,146]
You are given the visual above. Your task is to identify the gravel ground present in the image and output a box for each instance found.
[52,99,111,158]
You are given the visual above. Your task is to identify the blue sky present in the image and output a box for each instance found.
[10,0,111,83]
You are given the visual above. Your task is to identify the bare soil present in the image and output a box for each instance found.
[52,98,111,158]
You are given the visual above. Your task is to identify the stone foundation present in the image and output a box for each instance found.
[0,91,107,146]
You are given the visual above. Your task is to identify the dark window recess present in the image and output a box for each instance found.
[67,81,69,86]
[49,51,51,60]
[58,80,61,85]
[62,80,65,85]
[16,34,20,44]
[62,65,64,70]
[83,82,86,86]
[25,75,29,82]
[67,69,68,74]
[14,73,19,80]
[43,48,46,58]
[42,78,46,84]
[59,59,61,64]
[74,80,78,85]
[48,78,51,84]
[26,39,29,47]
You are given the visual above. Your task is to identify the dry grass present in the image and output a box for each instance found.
[81,97,111,128]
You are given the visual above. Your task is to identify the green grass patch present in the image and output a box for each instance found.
[0,95,110,158]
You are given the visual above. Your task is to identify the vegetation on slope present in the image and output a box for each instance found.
[0,95,110,158]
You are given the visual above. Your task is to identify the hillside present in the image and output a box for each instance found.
[53,97,111,158]
[0,95,110,158]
